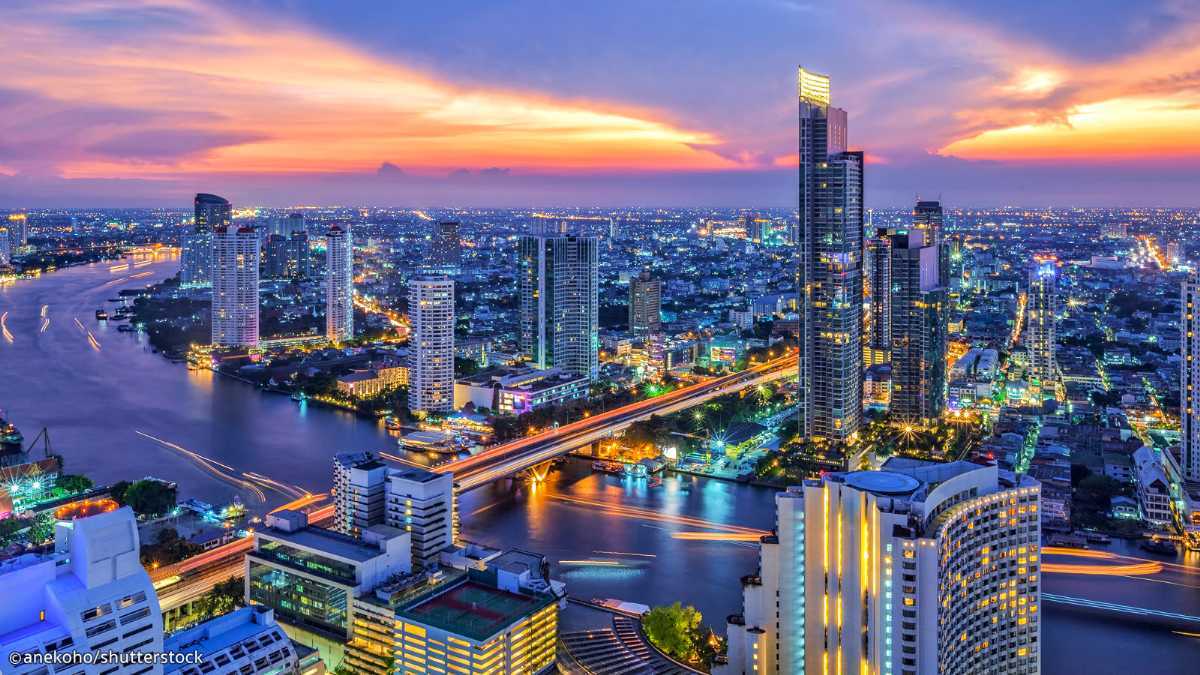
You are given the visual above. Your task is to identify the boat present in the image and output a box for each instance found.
[94,309,108,320]
[383,416,403,431]
[1140,538,1177,556]
[291,391,307,402]
[1083,531,1111,545]
[591,460,624,475]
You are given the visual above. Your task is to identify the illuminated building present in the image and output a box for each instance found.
[162,606,318,675]
[325,224,354,343]
[718,460,1041,675]
[385,467,455,570]
[333,453,389,537]
[1182,272,1200,481]
[1026,258,1058,392]
[628,269,662,334]
[183,193,229,287]
[347,552,559,675]
[866,228,893,366]
[0,227,10,266]
[796,66,862,446]
[431,220,461,270]
[454,367,589,415]
[0,507,165,672]
[6,213,28,249]
[889,230,946,424]
[913,200,948,290]
[335,361,409,399]
[518,224,600,380]
[408,276,455,413]
[264,214,309,281]
[211,219,260,348]
[245,509,411,641]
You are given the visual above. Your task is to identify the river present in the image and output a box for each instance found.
[1,258,1197,672]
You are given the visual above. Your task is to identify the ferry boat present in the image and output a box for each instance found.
[383,416,403,431]
[95,309,108,320]
[1140,538,1177,556]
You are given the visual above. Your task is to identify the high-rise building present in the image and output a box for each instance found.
[211,221,260,348]
[866,229,893,366]
[913,200,947,288]
[6,213,28,250]
[518,227,600,380]
[385,467,455,569]
[333,451,389,537]
[408,276,455,413]
[889,230,947,424]
[608,216,620,249]
[263,230,309,280]
[0,226,10,266]
[628,269,663,334]
[1181,273,1200,481]
[431,221,461,269]
[797,66,862,446]
[325,224,354,343]
[1026,258,1058,390]
[183,193,230,287]
[718,460,1041,675]
[0,507,165,671]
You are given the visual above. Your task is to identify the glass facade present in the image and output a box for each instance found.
[248,561,349,637]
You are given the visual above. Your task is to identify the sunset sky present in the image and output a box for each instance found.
[2,0,1199,207]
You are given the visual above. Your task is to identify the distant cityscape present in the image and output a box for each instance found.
[1,67,1199,675]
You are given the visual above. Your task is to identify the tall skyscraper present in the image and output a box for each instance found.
[408,276,455,413]
[0,226,10,266]
[182,193,229,287]
[431,221,461,269]
[0,508,165,668]
[518,226,600,380]
[913,200,949,290]
[866,229,893,365]
[264,212,309,281]
[326,224,354,343]
[333,451,389,537]
[6,213,27,249]
[797,66,862,447]
[211,220,260,348]
[717,460,1041,675]
[889,230,947,423]
[1181,273,1200,481]
[628,269,663,334]
[1026,257,1058,390]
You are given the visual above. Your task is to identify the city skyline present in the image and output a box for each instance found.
[2,1,1200,208]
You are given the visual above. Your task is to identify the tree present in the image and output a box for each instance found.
[121,479,177,517]
[642,602,703,662]
[194,576,245,621]
[57,474,93,495]
[109,480,131,505]
[27,512,56,545]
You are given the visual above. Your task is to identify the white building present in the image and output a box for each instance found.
[211,223,260,347]
[385,467,456,569]
[325,224,354,343]
[0,507,165,674]
[163,606,317,675]
[718,460,1041,675]
[408,276,455,413]
[1133,445,1174,526]
[1181,273,1200,481]
[332,452,390,537]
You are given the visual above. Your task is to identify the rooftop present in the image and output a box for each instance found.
[399,579,552,642]
[389,465,445,484]
[259,525,390,563]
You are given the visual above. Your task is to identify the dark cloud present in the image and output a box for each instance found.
[85,129,264,161]
[376,161,407,177]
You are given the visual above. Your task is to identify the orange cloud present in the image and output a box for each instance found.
[0,1,733,178]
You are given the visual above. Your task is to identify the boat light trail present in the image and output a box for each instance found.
[269,492,328,514]
[0,312,12,343]
[136,430,266,503]
[1042,546,1164,576]
[547,492,768,535]
[558,559,625,567]
[671,532,764,542]
[380,450,430,468]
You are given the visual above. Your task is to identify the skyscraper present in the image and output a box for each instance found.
[333,451,389,537]
[6,213,27,250]
[1181,273,1200,481]
[866,229,893,366]
[1026,257,1058,391]
[628,269,662,334]
[889,230,947,424]
[913,200,949,290]
[518,226,600,380]
[326,224,354,343]
[430,220,461,269]
[264,212,309,281]
[211,220,260,348]
[0,226,10,266]
[408,276,455,413]
[797,66,862,447]
[182,193,229,287]
[717,460,1041,675]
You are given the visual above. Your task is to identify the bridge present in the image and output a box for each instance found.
[436,354,798,492]
[1043,593,1200,631]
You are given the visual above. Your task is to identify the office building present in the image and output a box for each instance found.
[408,276,455,413]
[6,213,28,250]
[455,366,589,415]
[1026,257,1058,391]
[628,269,663,334]
[211,221,260,348]
[518,226,600,379]
[245,510,411,641]
[718,460,1041,675]
[347,551,560,675]
[889,230,947,424]
[913,200,948,289]
[182,193,230,287]
[0,507,165,673]
[385,467,456,569]
[866,229,893,366]
[163,606,318,675]
[1182,273,1200,481]
[797,66,862,446]
[325,224,353,344]
[431,221,461,269]
[332,452,389,537]
[264,215,309,281]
